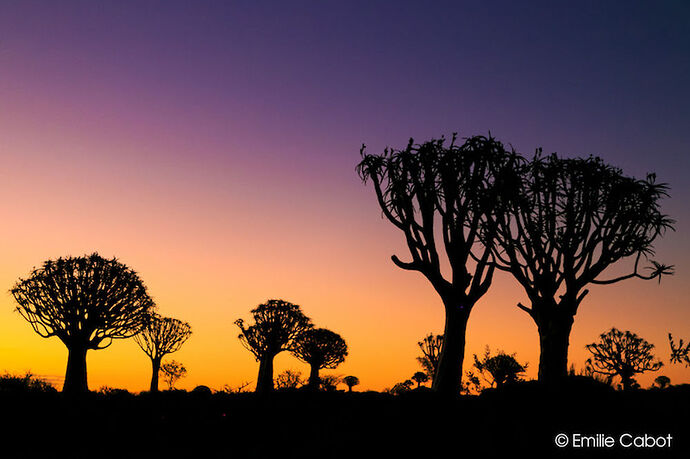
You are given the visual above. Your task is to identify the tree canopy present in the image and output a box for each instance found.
[235,299,313,360]
[292,328,348,389]
[12,253,155,349]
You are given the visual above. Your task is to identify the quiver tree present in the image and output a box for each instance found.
[417,333,443,381]
[358,135,518,395]
[11,253,155,394]
[343,375,360,392]
[135,313,192,392]
[585,328,662,390]
[235,299,312,393]
[490,153,674,383]
[411,371,429,388]
[292,328,348,390]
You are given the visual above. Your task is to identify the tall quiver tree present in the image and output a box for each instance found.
[235,299,312,393]
[11,253,155,394]
[135,313,192,392]
[490,153,674,383]
[358,135,518,395]
[292,328,348,390]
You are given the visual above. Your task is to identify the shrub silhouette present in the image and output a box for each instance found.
[585,328,662,390]
[417,333,443,382]
[235,299,312,393]
[358,135,519,395]
[292,328,348,390]
[319,374,342,392]
[275,370,303,390]
[654,375,671,389]
[135,313,192,392]
[11,253,155,394]
[191,385,212,395]
[471,346,527,389]
[160,360,187,390]
[343,375,360,392]
[490,154,674,383]
[388,380,413,395]
[0,372,57,393]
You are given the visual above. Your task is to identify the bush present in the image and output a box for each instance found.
[0,372,57,393]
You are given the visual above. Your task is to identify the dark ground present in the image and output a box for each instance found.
[0,378,688,459]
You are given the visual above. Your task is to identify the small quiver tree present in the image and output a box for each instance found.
[417,333,443,382]
[135,313,192,392]
[343,375,360,392]
[585,328,662,390]
[292,328,348,390]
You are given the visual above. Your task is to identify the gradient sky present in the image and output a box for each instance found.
[0,0,688,391]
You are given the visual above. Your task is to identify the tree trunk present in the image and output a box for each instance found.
[256,355,275,393]
[536,312,574,383]
[621,370,635,391]
[432,303,470,395]
[308,363,320,391]
[63,345,88,394]
[150,357,161,392]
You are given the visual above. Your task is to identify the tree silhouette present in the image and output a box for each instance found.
[585,328,662,390]
[472,346,527,388]
[668,333,690,367]
[275,370,303,390]
[358,135,518,395]
[411,371,429,388]
[653,375,671,389]
[134,313,192,392]
[416,333,443,382]
[11,253,155,394]
[292,328,348,390]
[490,153,674,383]
[160,360,186,390]
[343,375,360,392]
[235,299,313,393]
